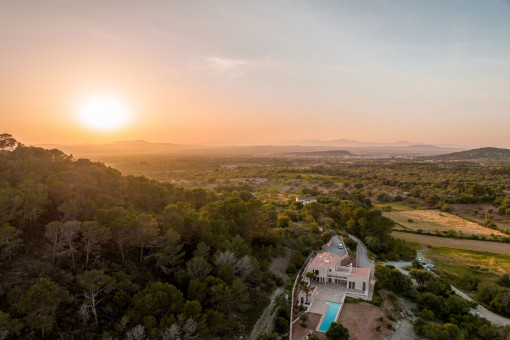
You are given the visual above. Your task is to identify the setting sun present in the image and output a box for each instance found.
[76,94,131,131]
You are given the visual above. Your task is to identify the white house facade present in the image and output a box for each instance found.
[305,252,371,293]
[296,196,317,205]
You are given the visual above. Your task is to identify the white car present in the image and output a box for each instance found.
[338,244,343,249]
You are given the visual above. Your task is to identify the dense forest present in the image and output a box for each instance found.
[0,141,407,339]
[0,144,282,339]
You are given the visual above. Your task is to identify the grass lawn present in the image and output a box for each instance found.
[401,240,421,251]
[424,246,510,288]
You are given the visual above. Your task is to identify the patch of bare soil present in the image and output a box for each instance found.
[269,251,291,280]
[340,290,409,340]
[275,193,291,201]
[293,312,322,340]
[340,301,392,340]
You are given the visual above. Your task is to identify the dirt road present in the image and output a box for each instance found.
[249,287,284,340]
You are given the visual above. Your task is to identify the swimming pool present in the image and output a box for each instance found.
[318,301,341,331]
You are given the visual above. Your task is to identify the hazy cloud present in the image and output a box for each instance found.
[192,56,277,78]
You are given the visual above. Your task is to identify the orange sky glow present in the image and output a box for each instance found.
[1,1,510,147]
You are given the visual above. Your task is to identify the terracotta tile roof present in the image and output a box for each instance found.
[349,267,371,278]
[307,252,341,269]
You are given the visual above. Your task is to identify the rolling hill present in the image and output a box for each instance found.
[423,147,510,161]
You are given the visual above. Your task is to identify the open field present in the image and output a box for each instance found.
[449,204,510,231]
[423,246,510,287]
[340,301,392,340]
[392,231,510,254]
[374,201,415,211]
[385,209,506,238]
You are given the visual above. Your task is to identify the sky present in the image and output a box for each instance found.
[1,0,510,147]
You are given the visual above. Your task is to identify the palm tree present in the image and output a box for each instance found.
[300,280,311,304]
[306,271,317,283]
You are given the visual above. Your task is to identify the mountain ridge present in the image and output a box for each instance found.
[422,147,510,160]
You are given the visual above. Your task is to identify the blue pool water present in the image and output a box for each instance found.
[319,302,341,331]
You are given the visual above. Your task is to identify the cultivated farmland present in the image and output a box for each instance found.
[392,231,510,254]
[385,209,505,238]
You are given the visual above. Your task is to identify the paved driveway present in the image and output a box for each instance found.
[349,234,375,279]
[326,235,347,256]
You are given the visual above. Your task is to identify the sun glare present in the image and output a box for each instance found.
[77,94,131,131]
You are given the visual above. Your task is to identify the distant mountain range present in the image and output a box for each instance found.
[296,139,462,148]
[35,139,470,158]
[423,147,510,161]
[286,150,354,157]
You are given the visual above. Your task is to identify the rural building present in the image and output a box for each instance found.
[296,196,317,205]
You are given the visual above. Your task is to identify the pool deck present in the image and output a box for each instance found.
[309,284,344,314]
[308,282,373,313]
[305,281,375,334]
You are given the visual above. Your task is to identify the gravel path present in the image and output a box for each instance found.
[249,287,284,340]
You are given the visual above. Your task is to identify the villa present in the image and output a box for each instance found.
[296,196,317,205]
[291,236,375,339]
[301,252,371,298]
